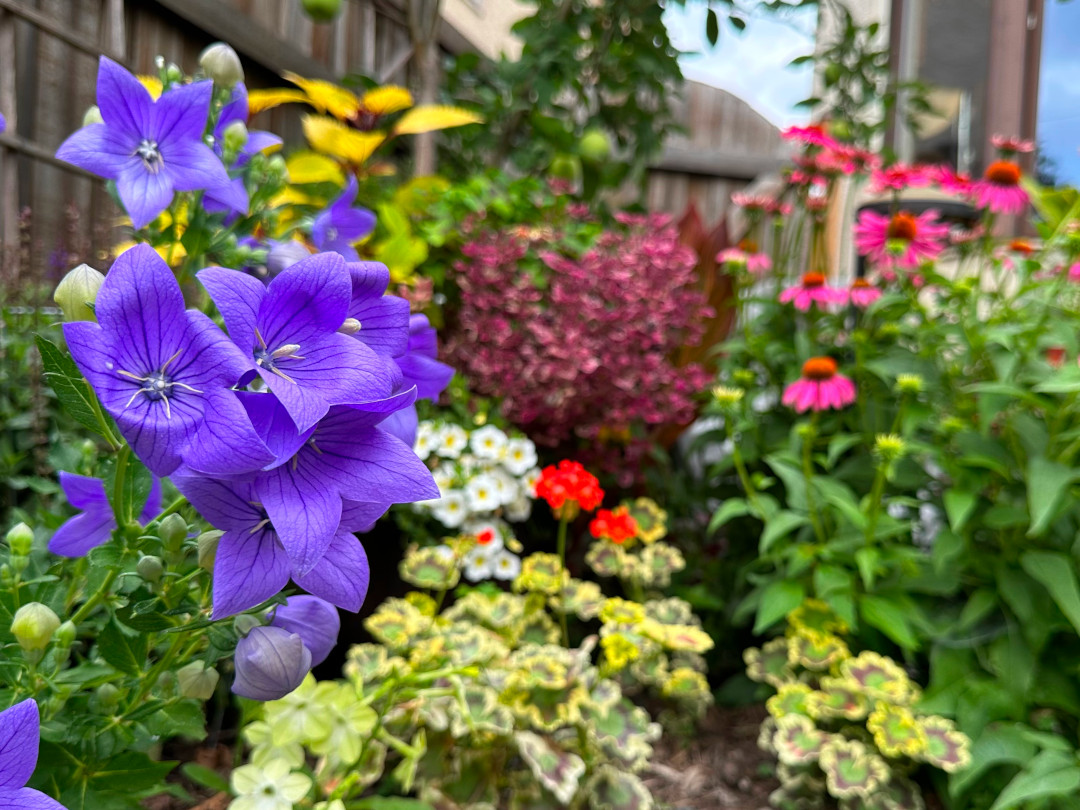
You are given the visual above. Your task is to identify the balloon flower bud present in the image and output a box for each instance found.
[158,513,188,552]
[136,555,164,583]
[5,522,33,556]
[222,120,249,155]
[177,662,221,700]
[11,602,60,653]
[232,626,312,701]
[233,614,261,637]
[82,105,104,127]
[271,596,340,667]
[53,264,105,322]
[197,531,222,571]
[266,240,309,277]
[199,42,244,89]
[54,620,77,649]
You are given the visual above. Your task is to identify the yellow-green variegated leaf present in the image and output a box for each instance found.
[392,104,483,135]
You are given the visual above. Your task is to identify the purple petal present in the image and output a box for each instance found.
[258,252,350,348]
[139,477,163,523]
[48,510,115,557]
[340,500,390,532]
[0,787,67,810]
[54,124,136,179]
[58,471,107,511]
[153,80,213,146]
[295,533,370,614]
[95,57,153,137]
[347,261,390,300]
[350,295,410,357]
[243,131,282,158]
[114,397,200,477]
[175,310,253,390]
[211,527,291,619]
[216,84,248,134]
[198,266,265,357]
[0,699,38,788]
[182,388,274,477]
[232,626,311,701]
[378,404,418,447]
[255,462,342,575]
[236,392,312,469]
[203,177,249,216]
[62,321,140,417]
[347,387,417,416]
[172,475,260,531]
[163,141,231,192]
[115,164,175,230]
[305,409,438,503]
[396,352,453,401]
[270,595,341,666]
[258,367,333,436]
[407,314,438,358]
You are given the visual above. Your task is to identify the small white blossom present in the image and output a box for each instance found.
[470,425,508,460]
[433,424,468,459]
[465,473,501,512]
[414,421,436,460]
[491,549,522,580]
[489,467,520,506]
[523,467,542,497]
[502,437,538,476]
[229,758,312,810]
[432,490,468,528]
[504,495,532,522]
[463,545,496,582]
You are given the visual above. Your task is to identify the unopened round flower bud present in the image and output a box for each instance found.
[136,555,164,583]
[8,555,28,575]
[222,121,249,157]
[82,105,104,127]
[234,614,261,637]
[232,626,312,701]
[198,43,244,89]
[177,662,220,700]
[197,531,222,571]
[95,683,121,708]
[6,522,33,556]
[874,433,907,465]
[53,264,105,322]
[266,240,309,277]
[158,514,188,552]
[11,602,60,653]
[0,565,12,588]
[895,374,924,395]
[164,63,183,85]
[271,596,340,667]
[54,620,77,649]
[266,154,288,182]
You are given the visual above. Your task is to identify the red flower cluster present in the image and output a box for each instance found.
[446,212,713,478]
[589,506,638,544]
[535,460,604,514]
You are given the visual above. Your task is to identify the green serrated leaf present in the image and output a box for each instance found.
[34,335,114,439]
[97,620,149,676]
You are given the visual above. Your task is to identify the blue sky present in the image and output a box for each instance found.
[1038,1,1080,185]
[662,2,816,127]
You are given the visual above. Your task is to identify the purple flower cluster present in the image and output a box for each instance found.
[61,244,447,620]
[447,212,712,479]
[56,57,278,229]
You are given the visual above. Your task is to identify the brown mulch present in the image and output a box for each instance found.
[644,705,778,810]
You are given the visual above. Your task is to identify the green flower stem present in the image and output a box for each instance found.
[803,416,827,544]
[152,495,188,523]
[556,517,570,646]
[728,423,762,515]
[124,632,186,712]
[864,466,887,545]
[69,568,119,625]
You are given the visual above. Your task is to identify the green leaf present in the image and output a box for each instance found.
[180,763,229,794]
[859,594,919,650]
[88,751,177,792]
[753,580,805,634]
[949,724,1037,798]
[354,799,436,810]
[759,510,810,554]
[34,335,113,439]
[705,8,719,45]
[989,752,1080,810]
[97,620,148,676]
[854,547,879,590]
[708,498,750,534]
[943,489,978,533]
[1020,551,1080,635]
[1026,457,1076,537]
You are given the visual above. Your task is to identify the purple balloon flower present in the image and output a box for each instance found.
[55,57,230,229]
[63,245,268,477]
[346,261,410,358]
[198,252,395,433]
[312,177,376,261]
[398,314,454,400]
[172,471,381,618]
[49,472,162,557]
[270,595,340,667]
[232,626,311,701]
[0,699,66,809]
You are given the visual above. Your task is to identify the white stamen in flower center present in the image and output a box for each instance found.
[117,348,202,420]
[253,327,304,384]
[135,139,164,174]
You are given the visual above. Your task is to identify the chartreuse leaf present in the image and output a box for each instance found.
[302,115,385,165]
[754,581,805,634]
[1026,457,1077,536]
[285,151,344,185]
[393,105,483,135]
[989,750,1080,810]
[1020,551,1080,635]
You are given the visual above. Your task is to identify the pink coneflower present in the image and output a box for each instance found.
[853,209,950,269]
[972,160,1029,215]
[782,124,838,150]
[717,247,772,274]
[991,134,1035,155]
[949,224,985,247]
[849,278,882,308]
[1068,263,1080,282]
[782,357,856,413]
[731,192,776,212]
[869,163,930,193]
[930,165,974,196]
[779,272,848,311]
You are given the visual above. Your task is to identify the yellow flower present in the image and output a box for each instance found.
[601,633,641,672]
[598,597,646,626]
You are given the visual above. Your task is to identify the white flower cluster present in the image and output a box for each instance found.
[414,421,540,582]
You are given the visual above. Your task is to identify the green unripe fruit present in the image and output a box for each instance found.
[302,0,343,23]
[549,154,581,182]
[6,522,33,556]
[11,602,60,652]
[579,129,611,163]
[824,63,843,87]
